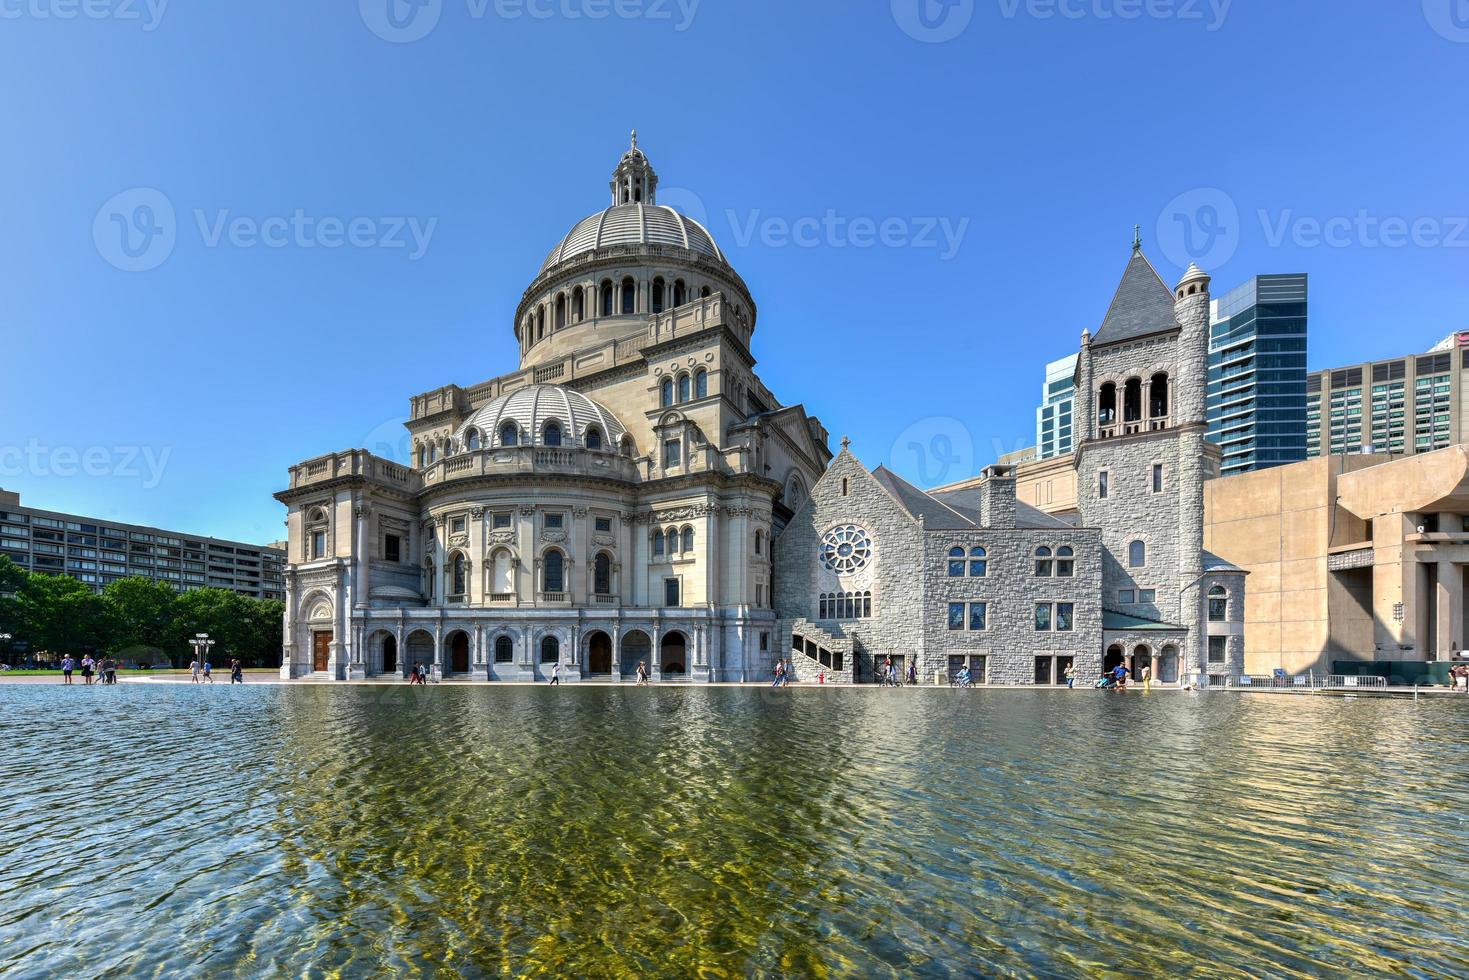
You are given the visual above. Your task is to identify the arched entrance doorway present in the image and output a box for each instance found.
[587,631,612,675]
[380,633,398,674]
[406,630,434,673]
[660,632,687,675]
[447,631,470,674]
[1158,645,1180,684]
[620,630,651,676]
[1104,644,1125,674]
[1132,644,1152,683]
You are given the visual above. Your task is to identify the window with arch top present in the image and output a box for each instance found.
[1055,545,1074,577]
[661,377,675,408]
[694,369,708,399]
[968,547,987,577]
[465,428,481,451]
[543,422,563,447]
[500,423,518,447]
[1034,546,1053,577]
[450,553,467,596]
[678,373,691,403]
[652,529,665,557]
[621,277,636,315]
[652,277,665,314]
[600,280,614,317]
[1208,585,1228,621]
[585,426,603,451]
[494,635,513,663]
[540,635,560,664]
[542,550,565,593]
[681,526,694,552]
[674,279,687,307]
[1129,540,1147,568]
[594,553,612,595]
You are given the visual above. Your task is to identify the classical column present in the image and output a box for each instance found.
[469,507,485,605]
[354,503,371,609]
[1437,560,1464,660]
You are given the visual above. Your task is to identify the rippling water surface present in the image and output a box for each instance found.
[2,685,1467,977]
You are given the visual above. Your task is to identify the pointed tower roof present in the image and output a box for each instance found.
[1092,247,1181,346]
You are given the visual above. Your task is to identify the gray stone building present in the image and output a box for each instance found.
[774,245,1247,686]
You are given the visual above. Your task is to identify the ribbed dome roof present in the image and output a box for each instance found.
[456,384,628,449]
[540,203,726,275]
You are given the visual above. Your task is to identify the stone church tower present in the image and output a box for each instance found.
[1075,245,1244,684]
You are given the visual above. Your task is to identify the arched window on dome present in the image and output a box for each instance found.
[652,529,665,557]
[554,294,567,330]
[585,426,603,451]
[651,277,665,314]
[536,306,545,341]
[600,280,614,317]
[500,423,518,448]
[543,422,563,447]
[572,286,584,323]
[700,285,711,299]
[465,428,481,451]
[678,374,691,403]
[621,277,636,315]
[694,369,708,399]
[620,435,633,456]
[673,279,687,307]
[681,526,695,553]
[661,377,675,408]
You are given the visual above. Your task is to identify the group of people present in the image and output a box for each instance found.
[1097,662,1153,692]
[879,656,917,687]
[61,655,118,685]
[407,662,441,685]
[771,659,793,687]
[189,658,245,684]
[1450,663,1469,692]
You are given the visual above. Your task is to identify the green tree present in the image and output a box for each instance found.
[102,577,181,663]
[174,588,256,666]
[0,554,24,663]
[16,572,110,657]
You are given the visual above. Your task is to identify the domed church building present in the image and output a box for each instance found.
[276,135,832,681]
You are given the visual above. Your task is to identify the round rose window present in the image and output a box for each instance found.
[820,525,872,574]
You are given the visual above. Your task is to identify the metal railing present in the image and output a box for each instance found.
[1224,673,1389,690]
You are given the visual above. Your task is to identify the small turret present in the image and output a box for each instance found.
[609,129,658,206]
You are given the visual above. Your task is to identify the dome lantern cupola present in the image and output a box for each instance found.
[610,129,657,206]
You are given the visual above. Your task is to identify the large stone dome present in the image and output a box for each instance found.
[540,203,725,275]
[455,383,628,449]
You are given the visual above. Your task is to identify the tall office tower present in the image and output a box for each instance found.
[1205,274,1309,476]
[1035,354,1078,460]
[1306,332,1469,458]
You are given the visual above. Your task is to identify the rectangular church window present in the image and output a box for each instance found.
[1034,603,1052,632]
[948,603,965,630]
[384,534,401,563]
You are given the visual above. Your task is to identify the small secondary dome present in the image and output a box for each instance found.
[539,131,727,274]
[455,384,629,450]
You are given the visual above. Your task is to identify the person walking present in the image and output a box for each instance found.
[771,660,783,688]
[636,660,649,686]
[61,656,75,685]
[1064,663,1076,689]
[548,662,560,686]
[190,658,202,684]
[1142,664,1153,692]
[102,657,118,685]
[907,659,917,687]
[230,658,243,684]
[782,659,793,686]
[80,655,95,686]
[202,660,214,684]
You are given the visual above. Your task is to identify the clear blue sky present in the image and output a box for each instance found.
[2,0,1465,543]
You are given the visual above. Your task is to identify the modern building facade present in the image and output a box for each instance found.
[1035,354,1078,460]
[1306,332,1469,459]
[1206,273,1309,476]
[274,137,831,681]
[0,488,285,600]
[1205,446,1469,675]
[775,245,1247,686]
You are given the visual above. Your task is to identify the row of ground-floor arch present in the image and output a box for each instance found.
[356,626,693,680]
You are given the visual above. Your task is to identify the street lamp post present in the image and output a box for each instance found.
[0,633,12,668]
[190,633,216,673]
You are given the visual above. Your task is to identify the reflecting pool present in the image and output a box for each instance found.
[1,685,1466,976]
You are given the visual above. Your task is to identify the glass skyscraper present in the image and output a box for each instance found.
[1035,354,1077,460]
[1206,274,1309,476]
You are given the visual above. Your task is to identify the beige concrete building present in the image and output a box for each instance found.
[1204,446,1469,674]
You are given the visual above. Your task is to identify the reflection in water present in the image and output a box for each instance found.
[1,686,1467,976]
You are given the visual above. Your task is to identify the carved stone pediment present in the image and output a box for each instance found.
[541,529,568,544]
